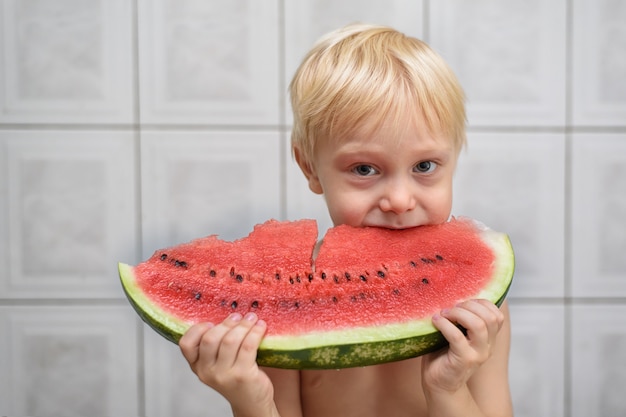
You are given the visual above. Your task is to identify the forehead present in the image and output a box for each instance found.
[332,105,455,153]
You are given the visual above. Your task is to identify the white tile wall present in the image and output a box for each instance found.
[571,305,626,417]
[137,0,280,125]
[0,305,139,416]
[572,0,626,126]
[508,303,565,417]
[0,0,134,124]
[429,0,567,127]
[0,130,137,299]
[571,133,626,298]
[1,0,624,416]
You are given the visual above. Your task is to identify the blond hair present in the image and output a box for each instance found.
[290,23,466,165]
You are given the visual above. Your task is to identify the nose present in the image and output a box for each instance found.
[379,177,417,214]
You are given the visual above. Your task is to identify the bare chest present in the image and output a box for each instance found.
[300,358,427,417]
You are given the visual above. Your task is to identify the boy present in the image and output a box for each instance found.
[180,23,513,417]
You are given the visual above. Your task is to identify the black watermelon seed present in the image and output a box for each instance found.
[332,296,338,303]
[436,254,444,261]
[289,277,294,284]
[194,292,201,300]
[360,275,367,282]
[377,270,385,278]
[345,272,351,281]
[296,275,301,283]
[350,295,357,302]
[421,258,433,264]
[294,302,300,308]
[321,272,327,280]
[410,261,417,267]
[422,278,429,284]
[229,267,235,276]
[236,274,243,282]
[251,301,259,308]
[175,260,187,268]
[308,273,314,282]
[160,254,167,261]
[209,269,216,277]
[393,289,400,295]
[334,275,340,284]
[230,301,238,309]
[275,273,281,280]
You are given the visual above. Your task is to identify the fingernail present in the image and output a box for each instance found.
[256,319,266,327]
[433,313,441,321]
[230,313,242,321]
[244,312,257,321]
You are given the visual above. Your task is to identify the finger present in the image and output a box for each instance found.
[442,304,489,344]
[179,322,214,365]
[460,299,504,334]
[235,313,267,366]
[450,300,503,346]
[197,313,245,368]
[440,301,504,363]
[214,313,262,368]
[432,311,470,348]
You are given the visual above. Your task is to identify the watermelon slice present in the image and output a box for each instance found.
[119,217,514,369]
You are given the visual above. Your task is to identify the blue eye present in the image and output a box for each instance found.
[352,164,379,176]
[414,161,437,173]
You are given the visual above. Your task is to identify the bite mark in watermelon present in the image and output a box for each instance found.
[119,217,514,369]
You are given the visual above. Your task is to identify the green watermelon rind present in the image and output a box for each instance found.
[118,224,514,370]
[119,262,188,343]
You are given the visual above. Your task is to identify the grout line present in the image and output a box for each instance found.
[277,0,286,128]
[563,0,574,415]
[0,298,128,306]
[0,124,139,131]
[131,0,143,264]
[506,297,626,305]
[278,0,287,221]
[136,316,146,417]
[130,0,146,415]
[422,0,430,42]
[0,123,622,133]
[0,123,291,131]
[466,125,626,133]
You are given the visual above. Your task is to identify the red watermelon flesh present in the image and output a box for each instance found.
[120,217,514,369]
[312,220,494,331]
[136,219,318,328]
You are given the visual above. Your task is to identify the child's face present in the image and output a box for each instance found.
[300,112,457,229]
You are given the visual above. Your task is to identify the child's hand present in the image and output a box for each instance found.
[421,299,505,394]
[179,312,275,413]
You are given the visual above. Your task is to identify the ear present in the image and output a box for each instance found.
[293,146,323,195]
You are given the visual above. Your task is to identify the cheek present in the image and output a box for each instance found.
[424,185,453,223]
[324,191,368,227]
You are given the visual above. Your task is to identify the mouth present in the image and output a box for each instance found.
[362,222,423,230]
